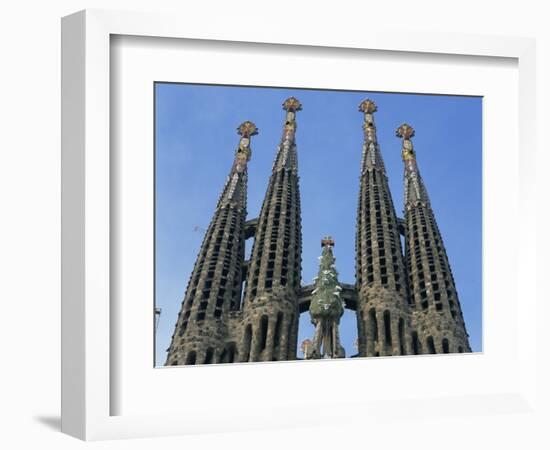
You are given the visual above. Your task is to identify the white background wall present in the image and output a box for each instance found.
[0,1,548,449]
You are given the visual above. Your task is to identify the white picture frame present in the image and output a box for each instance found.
[61,9,537,441]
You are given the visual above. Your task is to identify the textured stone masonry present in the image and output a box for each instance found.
[165,98,471,366]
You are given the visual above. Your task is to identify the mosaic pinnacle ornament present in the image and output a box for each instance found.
[306,237,345,359]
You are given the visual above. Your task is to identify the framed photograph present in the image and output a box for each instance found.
[61,9,537,441]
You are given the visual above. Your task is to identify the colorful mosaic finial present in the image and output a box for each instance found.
[235,121,258,163]
[282,97,302,112]
[397,124,416,161]
[358,99,377,114]
[396,123,415,140]
[237,121,259,138]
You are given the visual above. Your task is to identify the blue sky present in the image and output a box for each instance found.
[154,83,482,365]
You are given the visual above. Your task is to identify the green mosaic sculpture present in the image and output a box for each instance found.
[305,236,345,359]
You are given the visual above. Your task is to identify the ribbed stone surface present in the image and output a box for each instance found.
[165,123,257,366]
[399,124,471,354]
[355,100,412,357]
[239,98,303,362]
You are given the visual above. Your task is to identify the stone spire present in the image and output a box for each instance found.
[304,237,345,359]
[358,99,386,173]
[398,124,471,354]
[355,100,412,357]
[398,123,430,208]
[165,122,257,366]
[240,97,303,362]
[215,121,257,209]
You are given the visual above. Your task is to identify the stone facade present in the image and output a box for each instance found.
[165,97,471,366]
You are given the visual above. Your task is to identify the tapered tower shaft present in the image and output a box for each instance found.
[165,121,258,366]
[355,99,412,357]
[398,124,471,354]
[240,97,303,362]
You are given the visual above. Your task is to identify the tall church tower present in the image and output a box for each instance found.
[163,98,474,366]
[355,99,412,357]
[239,97,303,362]
[165,121,258,366]
[398,124,471,354]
